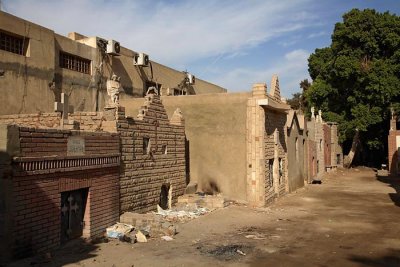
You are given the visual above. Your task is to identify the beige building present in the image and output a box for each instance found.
[0,11,226,116]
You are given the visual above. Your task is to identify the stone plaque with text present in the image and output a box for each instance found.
[67,136,85,156]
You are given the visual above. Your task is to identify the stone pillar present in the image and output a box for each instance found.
[246,83,268,207]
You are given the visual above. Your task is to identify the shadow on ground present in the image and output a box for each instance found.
[376,174,400,207]
[349,249,400,267]
[8,238,101,267]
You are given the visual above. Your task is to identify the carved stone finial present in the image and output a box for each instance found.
[270,74,281,102]
[170,108,184,126]
[311,107,315,119]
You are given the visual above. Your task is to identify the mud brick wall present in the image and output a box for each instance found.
[1,126,120,261]
[0,113,61,128]
[323,124,332,167]
[117,94,186,213]
[18,127,119,157]
[264,109,287,204]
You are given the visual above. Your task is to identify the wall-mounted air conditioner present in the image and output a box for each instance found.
[134,53,149,66]
[107,40,120,55]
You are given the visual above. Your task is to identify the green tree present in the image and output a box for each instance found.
[287,79,311,112]
[305,8,400,166]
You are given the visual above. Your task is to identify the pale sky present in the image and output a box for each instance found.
[2,0,399,97]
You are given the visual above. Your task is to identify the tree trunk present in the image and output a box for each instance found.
[344,129,360,168]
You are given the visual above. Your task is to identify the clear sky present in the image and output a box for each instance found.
[2,0,399,97]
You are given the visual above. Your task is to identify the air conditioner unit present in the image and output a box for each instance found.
[134,53,149,66]
[107,40,120,55]
[96,37,108,51]
[187,73,195,85]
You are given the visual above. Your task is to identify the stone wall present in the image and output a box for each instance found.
[0,113,61,128]
[69,112,104,131]
[116,94,186,213]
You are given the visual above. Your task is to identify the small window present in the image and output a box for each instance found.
[60,51,91,74]
[162,145,167,155]
[268,159,274,187]
[174,88,187,96]
[0,30,28,56]
[143,137,150,155]
[337,154,341,165]
[279,158,283,184]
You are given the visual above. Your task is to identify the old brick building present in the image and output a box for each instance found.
[0,91,187,262]
[0,124,120,261]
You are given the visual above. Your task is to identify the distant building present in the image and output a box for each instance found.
[0,11,227,115]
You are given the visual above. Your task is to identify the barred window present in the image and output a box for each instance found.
[0,31,27,55]
[59,52,91,74]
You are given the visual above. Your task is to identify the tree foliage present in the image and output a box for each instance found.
[305,9,400,164]
[287,79,311,111]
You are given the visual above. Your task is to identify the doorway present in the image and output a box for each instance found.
[60,188,88,243]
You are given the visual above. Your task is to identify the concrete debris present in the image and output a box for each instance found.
[136,230,148,243]
[161,236,174,241]
[106,223,134,239]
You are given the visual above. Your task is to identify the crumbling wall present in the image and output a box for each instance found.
[117,94,186,213]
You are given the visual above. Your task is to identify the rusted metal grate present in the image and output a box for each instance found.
[0,31,26,55]
[60,51,91,74]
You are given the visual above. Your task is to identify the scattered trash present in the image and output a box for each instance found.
[236,249,246,256]
[106,223,134,239]
[161,236,174,241]
[155,204,210,222]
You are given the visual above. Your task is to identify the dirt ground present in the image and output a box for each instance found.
[10,168,400,267]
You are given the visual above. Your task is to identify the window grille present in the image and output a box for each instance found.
[59,52,91,74]
[0,31,27,55]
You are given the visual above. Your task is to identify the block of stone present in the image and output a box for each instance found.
[136,230,148,243]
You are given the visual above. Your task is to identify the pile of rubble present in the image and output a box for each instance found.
[106,194,227,244]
